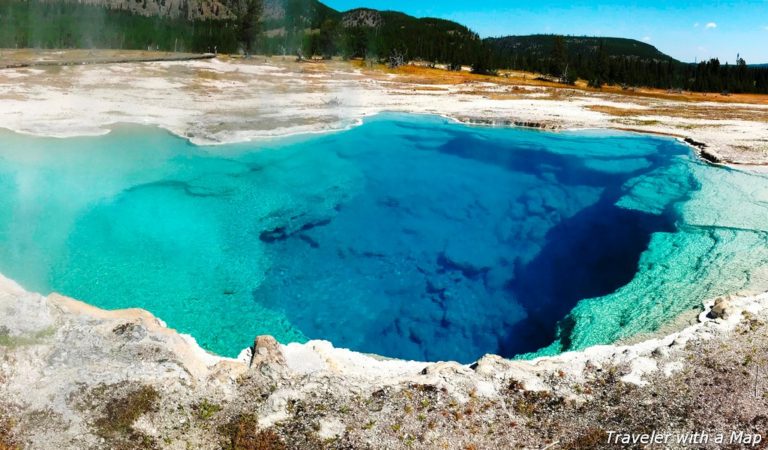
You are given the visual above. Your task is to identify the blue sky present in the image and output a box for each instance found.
[323,0,768,63]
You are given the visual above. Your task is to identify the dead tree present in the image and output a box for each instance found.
[388,49,406,69]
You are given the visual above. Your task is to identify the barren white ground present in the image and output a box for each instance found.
[1,56,767,163]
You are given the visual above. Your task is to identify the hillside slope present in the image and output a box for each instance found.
[0,0,674,66]
[0,0,480,61]
[486,34,685,88]
[485,34,677,63]
[334,8,481,61]
[0,0,238,20]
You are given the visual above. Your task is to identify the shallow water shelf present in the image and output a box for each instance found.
[1,114,767,363]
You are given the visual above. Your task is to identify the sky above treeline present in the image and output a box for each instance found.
[323,0,768,64]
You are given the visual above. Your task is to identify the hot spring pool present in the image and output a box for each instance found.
[1,114,767,363]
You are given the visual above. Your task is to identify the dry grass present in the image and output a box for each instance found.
[605,86,768,105]
[95,385,158,435]
[0,400,21,450]
[0,49,207,69]
[365,62,573,90]
[0,412,16,450]
[588,104,768,123]
[220,414,287,450]
[355,60,768,106]
[561,428,609,450]
[86,384,159,450]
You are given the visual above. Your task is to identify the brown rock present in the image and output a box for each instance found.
[249,336,287,374]
[708,297,731,320]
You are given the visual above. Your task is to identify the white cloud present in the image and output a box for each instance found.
[642,36,652,42]
[694,22,700,28]
[764,25,768,31]
[705,22,717,29]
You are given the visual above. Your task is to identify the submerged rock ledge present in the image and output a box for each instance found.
[2,272,768,449]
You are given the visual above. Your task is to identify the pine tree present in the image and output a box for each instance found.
[549,35,567,78]
[238,0,262,56]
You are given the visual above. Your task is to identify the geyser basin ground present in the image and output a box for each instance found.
[1,114,767,363]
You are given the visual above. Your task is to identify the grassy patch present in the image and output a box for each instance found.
[194,399,222,421]
[220,414,286,450]
[0,411,16,450]
[561,428,608,449]
[612,118,663,127]
[91,385,159,449]
[94,385,158,436]
[0,326,56,348]
[590,103,768,123]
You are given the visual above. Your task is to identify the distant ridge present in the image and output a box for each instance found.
[485,35,678,63]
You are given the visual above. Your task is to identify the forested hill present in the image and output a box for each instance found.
[0,0,481,63]
[336,9,481,62]
[486,35,676,64]
[485,34,768,93]
[485,34,681,87]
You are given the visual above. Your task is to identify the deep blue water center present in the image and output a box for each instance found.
[3,113,744,363]
[251,117,686,361]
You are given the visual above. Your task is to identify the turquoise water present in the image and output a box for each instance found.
[0,114,767,362]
